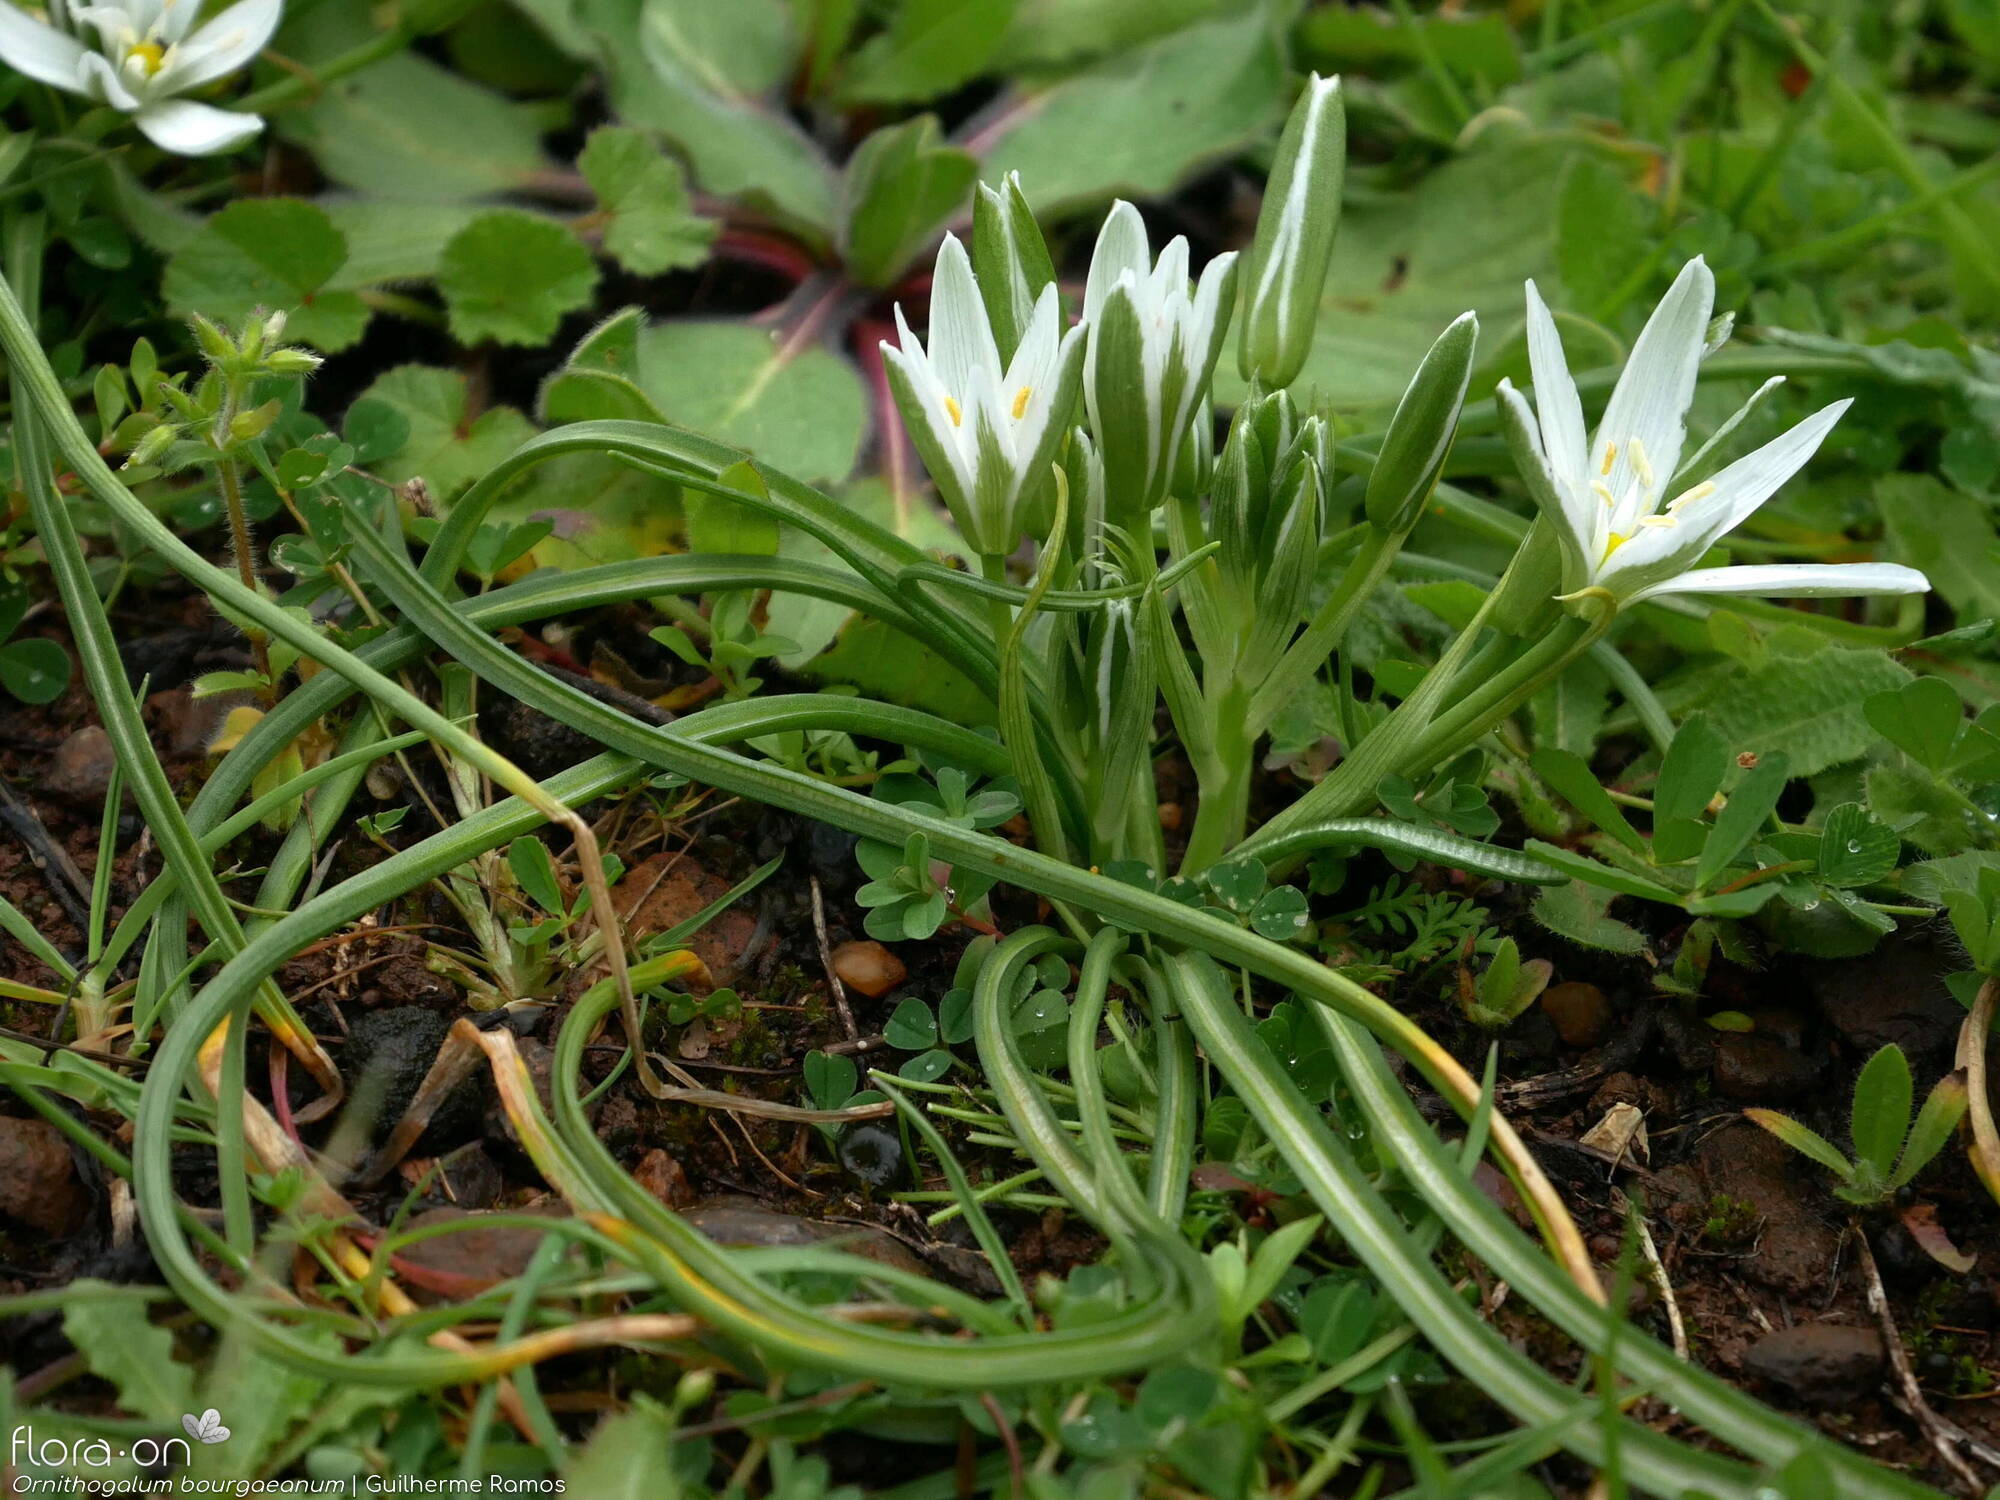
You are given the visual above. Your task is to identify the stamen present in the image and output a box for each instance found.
[944,395,962,427]
[1667,480,1715,512]
[1011,386,1032,420]
[1629,436,1654,491]
[1600,443,1617,477]
[1638,515,1676,528]
[1591,481,1617,507]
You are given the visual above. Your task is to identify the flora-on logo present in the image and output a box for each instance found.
[181,1409,231,1445]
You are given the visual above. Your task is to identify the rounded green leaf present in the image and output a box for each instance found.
[437,211,600,347]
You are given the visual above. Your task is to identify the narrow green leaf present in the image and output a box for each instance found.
[1848,1043,1913,1183]
[1695,751,1788,890]
[1742,1109,1854,1180]
[1891,1073,1969,1189]
[1654,715,1728,826]
[1529,747,1645,854]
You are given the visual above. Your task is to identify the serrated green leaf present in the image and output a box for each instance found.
[1699,647,1913,785]
[162,199,368,352]
[579,126,717,277]
[1532,881,1646,954]
[437,211,600,347]
[349,365,537,497]
[564,1396,677,1500]
[63,1284,194,1422]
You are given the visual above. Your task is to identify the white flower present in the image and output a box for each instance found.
[1498,256,1928,608]
[1082,200,1237,517]
[0,0,280,156]
[882,233,1085,557]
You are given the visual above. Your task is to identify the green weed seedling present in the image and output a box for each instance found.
[1746,1043,1967,1206]
[1458,937,1555,1031]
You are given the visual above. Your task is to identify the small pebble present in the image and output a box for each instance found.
[832,940,906,998]
[633,1147,695,1209]
[1540,981,1612,1048]
[42,724,117,806]
[0,1116,88,1234]
[1742,1322,1884,1407]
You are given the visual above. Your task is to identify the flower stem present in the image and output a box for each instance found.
[216,452,273,696]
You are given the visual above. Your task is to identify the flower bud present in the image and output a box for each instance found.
[1364,310,1478,534]
[123,421,179,469]
[972,171,1057,364]
[188,312,235,367]
[266,347,324,376]
[1237,74,1345,389]
[228,398,283,445]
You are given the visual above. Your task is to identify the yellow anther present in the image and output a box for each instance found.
[1667,480,1715,512]
[1011,386,1032,420]
[128,40,166,73]
[944,395,962,427]
[1591,480,1617,507]
[1638,515,1676,528]
[1629,436,1654,490]
[1600,443,1617,477]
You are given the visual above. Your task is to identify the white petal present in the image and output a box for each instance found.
[1522,279,1588,486]
[1594,257,1714,506]
[132,96,261,154]
[1149,235,1191,309]
[1677,399,1851,543]
[1084,200,1149,327]
[1626,562,1930,605]
[150,0,195,42]
[1001,282,1062,401]
[157,0,277,91]
[1674,375,1785,485]
[924,234,1000,406]
[883,342,975,481]
[1497,378,1590,590]
[0,4,89,91]
[76,48,140,107]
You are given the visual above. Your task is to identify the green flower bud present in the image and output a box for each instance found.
[265,347,324,376]
[188,312,235,368]
[972,171,1057,364]
[123,421,179,469]
[1237,74,1346,389]
[228,398,283,445]
[1364,310,1477,534]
